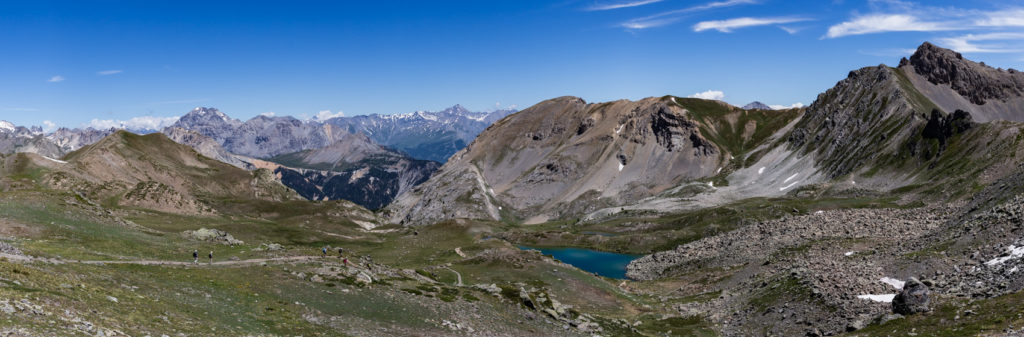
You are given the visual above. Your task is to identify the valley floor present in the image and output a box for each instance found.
[3,185,1024,336]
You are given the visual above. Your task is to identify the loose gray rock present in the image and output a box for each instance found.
[181,228,243,246]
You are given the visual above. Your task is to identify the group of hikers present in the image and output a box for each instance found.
[322,246,349,266]
[190,246,348,266]
[191,249,212,265]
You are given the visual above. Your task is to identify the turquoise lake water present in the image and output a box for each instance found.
[517,246,641,279]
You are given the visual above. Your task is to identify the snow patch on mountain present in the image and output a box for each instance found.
[0,121,15,133]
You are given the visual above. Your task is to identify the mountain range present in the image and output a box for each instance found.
[0,105,512,209]
[6,42,1024,335]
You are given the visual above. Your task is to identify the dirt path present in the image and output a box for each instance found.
[443,266,463,286]
[0,253,317,267]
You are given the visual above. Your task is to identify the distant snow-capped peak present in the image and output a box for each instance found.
[0,120,15,133]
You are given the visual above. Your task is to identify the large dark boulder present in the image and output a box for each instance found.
[893,277,930,315]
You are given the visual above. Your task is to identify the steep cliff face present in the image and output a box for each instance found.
[170,108,352,159]
[387,96,752,226]
[899,42,1024,123]
[267,133,440,210]
[0,123,63,158]
[162,127,260,170]
[786,64,926,179]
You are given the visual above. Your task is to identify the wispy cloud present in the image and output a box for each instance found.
[588,0,663,11]
[694,17,810,33]
[689,90,725,100]
[825,14,957,38]
[769,102,805,109]
[85,116,180,131]
[779,26,805,34]
[975,9,1024,27]
[825,3,1024,39]
[620,0,758,29]
[48,75,65,83]
[937,32,1024,53]
[97,70,123,75]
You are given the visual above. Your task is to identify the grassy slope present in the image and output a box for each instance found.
[0,184,716,336]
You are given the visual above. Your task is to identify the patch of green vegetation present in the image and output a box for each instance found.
[748,276,829,313]
[438,287,460,302]
[639,315,718,337]
[401,288,423,295]
[461,292,480,302]
[854,293,1024,337]
[670,96,802,166]
[677,290,722,304]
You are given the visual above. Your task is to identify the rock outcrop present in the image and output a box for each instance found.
[892,278,930,315]
[902,42,1024,106]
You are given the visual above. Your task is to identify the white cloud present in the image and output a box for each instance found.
[260,111,276,117]
[620,0,757,29]
[769,102,806,110]
[825,5,1024,39]
[97,70,123,75]
[694,17,810,33]
[48,75,65,83]
[690,90,725,100]
[825,14,958,38]
[41,120,57,133]
[976,9,1024,27]
[85,116,180,131]
[312,110,345,121]
[937,32,1024,53]
[588,0,663,11]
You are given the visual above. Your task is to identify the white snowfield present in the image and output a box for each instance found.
[42,156,67,164]
[986,245,1024,266]
[857,294,896,303]
[0,120,14,132]
[880,277,905,290]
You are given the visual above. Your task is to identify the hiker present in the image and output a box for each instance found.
[338,247,344,257]
[192,250,198,265]
[343,257,348,266]
[208,251,213,264]
[322,247,327,258]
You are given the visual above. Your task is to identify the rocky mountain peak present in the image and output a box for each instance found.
[900,42,1024,105]
[178,107,238,125]
[444,104,470,115]
[742,101,773,110]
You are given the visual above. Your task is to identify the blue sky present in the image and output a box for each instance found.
[2,0,1023,130]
